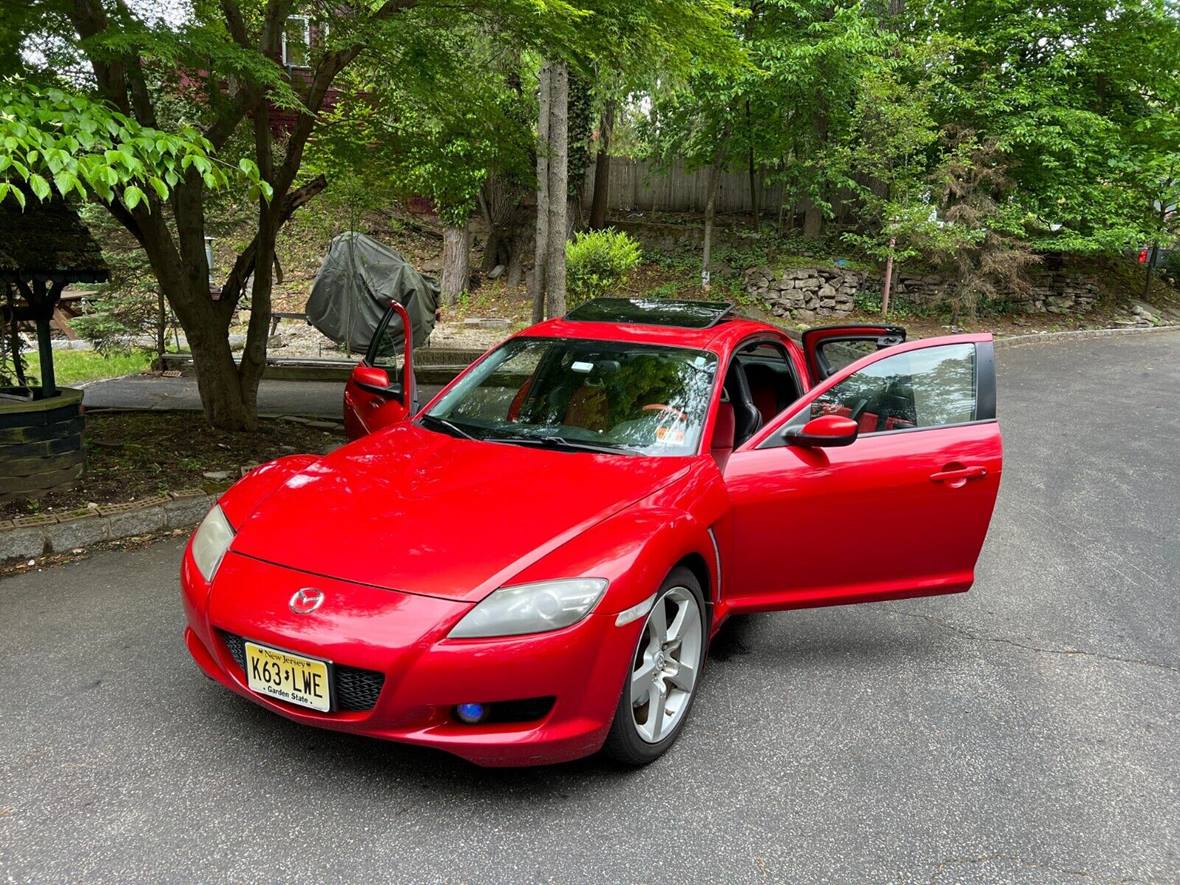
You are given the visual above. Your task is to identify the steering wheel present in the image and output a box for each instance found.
[642,403,690,423]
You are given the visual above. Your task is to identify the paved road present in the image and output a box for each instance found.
[83,375,444,420]
[3,332,1178,883]
[82,374,350,419]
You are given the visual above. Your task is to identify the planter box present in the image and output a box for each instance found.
[0,387,84,503]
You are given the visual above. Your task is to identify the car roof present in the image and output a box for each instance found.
[515,299,788,355]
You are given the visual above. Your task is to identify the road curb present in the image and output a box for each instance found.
[0,488,215,565]
[994,323,1179,349]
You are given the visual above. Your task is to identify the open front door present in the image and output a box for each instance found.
[801,324,906,382]
[722,333,1001,613]
[343,302,417,440]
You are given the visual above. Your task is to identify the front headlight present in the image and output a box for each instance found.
[448,578,608,639]
[191,504,234,583]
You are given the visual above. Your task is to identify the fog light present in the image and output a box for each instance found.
[455,703,487,724]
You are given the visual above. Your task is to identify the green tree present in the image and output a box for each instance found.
[910,0,1180,254]
[838,34,956,313]
[7,0,734,429]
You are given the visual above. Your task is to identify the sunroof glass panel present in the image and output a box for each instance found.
[565,298,733,328]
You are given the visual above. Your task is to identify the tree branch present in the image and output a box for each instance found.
[220,174,328,309]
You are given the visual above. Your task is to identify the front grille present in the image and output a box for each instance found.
[219,631,385,712]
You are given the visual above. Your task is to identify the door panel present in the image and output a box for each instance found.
[723,334,1001,612]
[343,302,416,439]
[801,324,906,381]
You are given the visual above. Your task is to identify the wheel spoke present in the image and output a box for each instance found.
[647,599,668,646]
[631,658,656,702]
[666,660,696,693]
[666,597,689,643]
[647,681,667,741]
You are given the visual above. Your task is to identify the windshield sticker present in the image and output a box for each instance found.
[655,427,687,446]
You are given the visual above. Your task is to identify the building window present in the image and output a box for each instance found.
[282,16,310,68]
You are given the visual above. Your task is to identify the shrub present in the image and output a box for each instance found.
[565,228,642,306]
[1163,249,1180,287]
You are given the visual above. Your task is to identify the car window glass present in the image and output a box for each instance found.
[818,339,877,375]
[798,343,977,434]
[425,338,718,456]
[366,310,406,379]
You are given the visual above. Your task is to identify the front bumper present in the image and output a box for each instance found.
[181,548,641,766]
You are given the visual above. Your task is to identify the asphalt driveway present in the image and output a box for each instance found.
[2,330,1178,883]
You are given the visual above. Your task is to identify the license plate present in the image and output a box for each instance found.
[244,641,330,712]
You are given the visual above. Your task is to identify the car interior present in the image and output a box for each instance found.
[719,341,803,449]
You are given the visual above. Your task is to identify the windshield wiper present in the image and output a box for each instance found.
[419,414,477,440]
[484,434,636,455]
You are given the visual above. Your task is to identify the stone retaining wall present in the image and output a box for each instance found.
[745,265,1103,320]
[0,488,215,563]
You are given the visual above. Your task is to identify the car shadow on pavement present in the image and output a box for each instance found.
[707,607,946,670]
[192,606,946,793]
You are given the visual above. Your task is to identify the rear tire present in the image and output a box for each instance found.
[602,567,707,766]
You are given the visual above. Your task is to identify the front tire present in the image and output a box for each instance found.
[602,567,707,765]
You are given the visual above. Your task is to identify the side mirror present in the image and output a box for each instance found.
[783,414,858,447]
[351,365,402,400]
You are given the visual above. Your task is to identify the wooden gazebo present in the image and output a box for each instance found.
[0,189,108,502]
[0,188,109,397]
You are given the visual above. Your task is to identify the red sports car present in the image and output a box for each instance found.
[181,298,1002,766]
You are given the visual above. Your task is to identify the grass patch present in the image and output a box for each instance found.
[24,349,154,388]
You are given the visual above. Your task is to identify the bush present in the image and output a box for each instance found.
[565,228,642,306]
[1163,249,1180,287]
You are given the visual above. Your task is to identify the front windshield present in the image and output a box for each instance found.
[422,337,718,456]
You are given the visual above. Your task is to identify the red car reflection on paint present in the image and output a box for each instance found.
[181,298,1002,767]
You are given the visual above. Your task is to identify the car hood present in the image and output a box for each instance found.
[228,422,691,602]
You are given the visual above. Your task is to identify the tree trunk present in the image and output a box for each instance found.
[532,62,552,323]
[881,236,896,316]
[701,162,722,291]
[746,99,760,230]
[1144,241,1158,298]
[505,216,528,288]
[156,290,167,365]
[188,317,252,430]
[588,102,615,230]
[545,61,570,318]
[441,223,472,304]
[802,203,823,239]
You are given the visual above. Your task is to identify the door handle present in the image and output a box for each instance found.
[930,465,988,484]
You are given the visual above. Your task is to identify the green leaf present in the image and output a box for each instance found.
[10,186,26,210]
[28,173,51,201]
[52,170,77,198]
[123,185,145,210]
[149,176,169,200]
[202,171,218,189]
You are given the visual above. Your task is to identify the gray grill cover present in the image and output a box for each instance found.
[305,231,440,354]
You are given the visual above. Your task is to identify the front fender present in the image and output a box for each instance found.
[217,454,320,528]
[506,505,721,620]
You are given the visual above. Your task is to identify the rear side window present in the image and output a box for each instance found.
[816,339,878,376]
[806,343,977,434]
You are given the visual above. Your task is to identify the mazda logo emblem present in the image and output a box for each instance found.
[289,587,325,614]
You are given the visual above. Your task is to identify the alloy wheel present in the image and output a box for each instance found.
[630,586,703,743]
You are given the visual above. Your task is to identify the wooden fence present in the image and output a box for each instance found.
[582,157,785,214]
